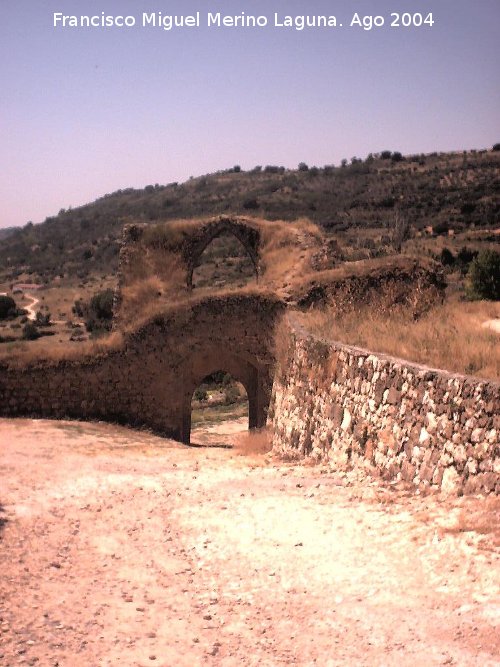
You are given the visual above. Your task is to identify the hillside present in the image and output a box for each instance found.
[0,227,18,242]
[1,148,499,280]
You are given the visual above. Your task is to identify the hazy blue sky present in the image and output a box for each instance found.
[1,0,499,228]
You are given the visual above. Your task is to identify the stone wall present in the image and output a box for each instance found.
[0,294,284,444]
[270,316,499,494]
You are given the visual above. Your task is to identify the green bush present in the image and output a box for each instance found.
[224,385,241,405]
[440,248,455,267]
[35,310,51,326]
[193,388,208,401]
[22,322,40,340]
[467,249,500,300]
[0,295,16,319]
[90,289,114,320]
[74,288,114,334]
[457,246,478,275]
[467,249,500,301]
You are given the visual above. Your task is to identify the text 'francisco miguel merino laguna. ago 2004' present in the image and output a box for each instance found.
[52,11,436,32]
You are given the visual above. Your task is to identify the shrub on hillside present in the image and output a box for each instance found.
[193,388,208,402]
[457,247,478,275]
[466,249,500,300]
[0,295,16,319]
[224,385,241,405]
[22,322,40,340]
[90,289,114,320]
[35,310,51,326]
[440,248,455,267]
[73,288,114,334]
[433,222,449,235]
[243,198,259,210]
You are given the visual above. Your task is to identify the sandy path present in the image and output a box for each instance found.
[23,294,39,321]
[0,418,499,666]
[482,319,500,334]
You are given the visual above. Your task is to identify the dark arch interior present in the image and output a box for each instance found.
[189,370,249,446]
[191,231,257,290]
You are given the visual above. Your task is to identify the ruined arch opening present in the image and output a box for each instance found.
[190,230,258,290]
[190,370,249,446]
[179,349,270,445]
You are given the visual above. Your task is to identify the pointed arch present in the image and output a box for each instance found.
[185,219,260,289]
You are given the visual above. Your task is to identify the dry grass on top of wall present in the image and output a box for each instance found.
[0,331,125,370]
[258,217,323,287]
[297,298,500,381]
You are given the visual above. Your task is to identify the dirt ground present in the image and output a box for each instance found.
[0,418,499,667]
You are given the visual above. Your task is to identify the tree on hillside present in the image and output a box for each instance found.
[467,249,500,300]
[35,310,51,326]
[22,322,40,340]
[440,248,455,267]
[74,288,114,334]
[389,209,411,253]
[456,247,478,275]
[0,295,16,319]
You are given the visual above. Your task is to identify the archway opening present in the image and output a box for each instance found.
[190,370,249,446]
[191,231,257,290]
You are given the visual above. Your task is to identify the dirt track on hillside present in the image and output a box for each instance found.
[0,419,499,666]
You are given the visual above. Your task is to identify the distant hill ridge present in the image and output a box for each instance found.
[0,227,19,242]
[1,148,499,280]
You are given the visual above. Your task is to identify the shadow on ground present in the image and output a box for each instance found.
[0,504,8,539]
[187,441,233,449]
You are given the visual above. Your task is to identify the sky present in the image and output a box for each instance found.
[1,0,499,229]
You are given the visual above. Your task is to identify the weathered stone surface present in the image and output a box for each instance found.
[270,314,500,495]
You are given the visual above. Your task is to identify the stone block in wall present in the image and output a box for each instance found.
[441,466,460,495]
[432,466,444,486]
[364,439,375,462]
[420,463,435,483]
[341,408,352,432]
[453,444,467,466]
[401,461,416,482]
[385,386,401,405]
[328,402,343,427]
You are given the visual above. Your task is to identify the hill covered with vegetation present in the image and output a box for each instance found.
[1,148,499,281]
[0,227,18,242]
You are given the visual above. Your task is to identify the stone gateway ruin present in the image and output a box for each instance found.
[0,216,497,493]
[0,293,283,444]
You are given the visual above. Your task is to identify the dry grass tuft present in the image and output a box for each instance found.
[233,427,273,456]
[298,298,500,380]
[142,218,202,250]
[441,497,500,538]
